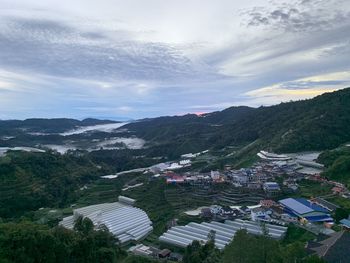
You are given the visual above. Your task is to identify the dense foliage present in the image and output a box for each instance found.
[0,218,126,263]
[318,146,350,185]
[222,230,325,263]
[125,88,350,157]
[0,151,106,218]
[184,239,222,263]
[181,229,324,263]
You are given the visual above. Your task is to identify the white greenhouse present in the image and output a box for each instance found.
[59,197,152,244]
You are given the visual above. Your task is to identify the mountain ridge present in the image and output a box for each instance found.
[123,88,350,155]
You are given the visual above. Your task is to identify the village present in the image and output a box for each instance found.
[56,149,350,262]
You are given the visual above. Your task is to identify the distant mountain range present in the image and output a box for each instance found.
[1,88,349,218]
[1,88,349,158]
[124,87,350,155]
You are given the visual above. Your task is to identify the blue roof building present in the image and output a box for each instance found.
[279,198,333,223]
[340,219,350,229]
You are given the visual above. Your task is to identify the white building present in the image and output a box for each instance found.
[59,197,153,245]
[232,174,248,185]
[179,159,191,165]
[251,207,272,222]
[211,171,220,180]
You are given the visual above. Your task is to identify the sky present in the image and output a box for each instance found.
[0,0,350,120]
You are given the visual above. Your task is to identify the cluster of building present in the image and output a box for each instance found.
[200,205,244,220]
[249,197,337,226]
[224,161,303,192]
[165,171,225,185]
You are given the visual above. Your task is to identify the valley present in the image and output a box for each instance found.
[1,88,350,263]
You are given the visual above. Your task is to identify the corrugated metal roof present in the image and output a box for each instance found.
[159,219,287,249]
[279,198,313,215]
[59,201,152,244]
[340,219,350,228]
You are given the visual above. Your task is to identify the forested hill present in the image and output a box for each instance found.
[0,118,117,135]
[124,88,350,154]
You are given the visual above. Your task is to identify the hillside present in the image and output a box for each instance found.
[0,151,108,218]
[124,88,350,156]
[318,145,350,186]
[0,118,117,135]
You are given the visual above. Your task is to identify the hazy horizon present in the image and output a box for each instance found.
[0,87,348,121]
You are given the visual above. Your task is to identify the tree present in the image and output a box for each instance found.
[184,238,222,263]
[223,230,259,263]
[0,221,124,263]
[302,255,326,263]
[282,242,307,263]
[334,208,349,223]
[74,216,94,235]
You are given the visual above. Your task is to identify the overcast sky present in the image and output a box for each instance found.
[1,0,350,120]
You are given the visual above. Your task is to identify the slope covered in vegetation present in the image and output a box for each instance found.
[0,151,107,218]
[318,145,350,186]
[125,88,350,156]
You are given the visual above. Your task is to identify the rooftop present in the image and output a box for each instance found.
[279,198,329,215]
[59,200,153,244]
[340,219,350,228]
[159,219,287,250]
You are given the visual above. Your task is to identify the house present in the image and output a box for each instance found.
[251,207,272,221]
[279,198,333,223]
[281,213,298,223]
[287,183,299,192]
[247,182,262,190]
[260,199,277,208]
[270,205,284,218]
[166,175,185,184]
[232,174,248,185]
[129,244,153,257]
[179,159,191,165]
[339,218,350,230]
[158,249,171,259]
[263,182,281,196]
[219,206,236,217]
[210,205,222,215]
[331,186,344,195]
[211,170,220,180]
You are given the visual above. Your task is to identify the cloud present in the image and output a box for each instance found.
[242,0,350,32]
[0,0,349,119]
[244,70,350,106]
[0,16,219,85]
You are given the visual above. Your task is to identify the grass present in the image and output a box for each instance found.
[325,195,350,210]
[296,179,333,198]
[176,213,204,225]
[281,224,316,246]
[76,173,141,206]
[31,173,142,225]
